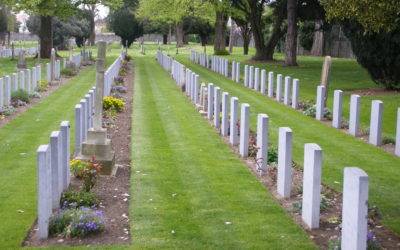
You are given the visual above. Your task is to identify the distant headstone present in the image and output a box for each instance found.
[17,50,27,69]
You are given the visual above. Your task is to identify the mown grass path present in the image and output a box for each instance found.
[0,54,117,248]
[176,56,400,235]
[130,55,315,249]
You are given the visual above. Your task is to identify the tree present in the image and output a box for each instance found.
[210,0,231,55]
[284,0,297,66]
[322,0,400,89]
[231,6,251,55]
[108,3,143,47]
[183,16,213,46]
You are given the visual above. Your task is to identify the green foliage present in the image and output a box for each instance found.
[61,190,99,209]
[214,49,229,55]
[11,89,29,103]
[36,80,49,92]
[49,207,105,238]
[322,0,400,33]
[103,96,125,112]
[70,158,101,192]
[0,105,16,116]
[298,21,314,51]
[342,21,400,89]
[108,4,143,47]
[267,146,278,164]
[61,67,77,77]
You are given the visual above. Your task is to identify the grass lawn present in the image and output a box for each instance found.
[0,53,117,249]
[170,51,400,235]
[130,53,315,248]
[184,44,400,139]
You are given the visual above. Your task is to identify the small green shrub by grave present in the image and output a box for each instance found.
[60,190,99,209]
[103,96,125,112]
[49,207,105,237]
[36,80,49,92]
[61,67,77,77]
[70,158,102,192]
[214,49,230,55]
[267,146,278,163]
[11,89,29,103]
[0,106,16,116]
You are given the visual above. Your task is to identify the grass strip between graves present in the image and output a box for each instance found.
[130,54,316,249]
[175,55,400,235]
[0,55,117,249]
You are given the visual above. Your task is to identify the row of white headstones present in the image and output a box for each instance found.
[190,50,400,157]
[0,47,84,109]
[0,47,38,58]
[35,51,124,239]
[159,50,369,250]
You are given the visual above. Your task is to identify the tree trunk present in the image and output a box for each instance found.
[311,19,324,56]
[88,5,96,46]
[243,32,250,55]
[175,22,184,47]
[284,0,298,66]
[214,10,228,54]
[163,34,168,44]
[168,25,172,44]
[228,19,236,53]
[39,15,53,59]
[200,34,207,46]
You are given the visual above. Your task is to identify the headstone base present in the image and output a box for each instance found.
[77,128,116,175]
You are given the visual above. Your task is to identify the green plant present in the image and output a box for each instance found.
[0,106,16,116]
[103,96,125,112]
[267,146,278,163]
[70,159,89,178]
[11,89,29,103]
[36,80,49,92]
[60,190,99,209]
[119,67,127,76]
[49,207,105,238]
[382,136,395,145]
[303,105,332,119]
[327,238,341,250]
[81,158,102,192]
[124,54,132,61]
[61,67,77,77]
[214,50,229,56]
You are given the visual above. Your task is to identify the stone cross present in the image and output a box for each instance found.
[93,41,106,130]
[321,56,332,105]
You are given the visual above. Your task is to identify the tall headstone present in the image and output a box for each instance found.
[17,50,27,69]
[75,104,83,156]
[231,61,236,81]
[37,145,52,239]
[230,97,239,145]
[214,87,221,128]
[257,114,269,172]
[254,68,260,91]
[349,94,361,136]
[236,62,240,83]
[316,85,326,120]
[268,72,274,98]
[396,108,400,156]
[369,100,383,146]
[244,65,249,87]
[221,92,230,136]
[277,127,292,198]
[78,41,115,175]
[207,83,214,120]
[0,78,4,107]
[302,143,322,229]
[341,167,369,250]
[249,66,254,89]
[292,79,299,109]
[284,76,291,105]
[332,90,343,129]
[260,69,266,95]
[50,48,56,82]
[60,121,70,188]
[239,103,250,157]
[276,74,283,102]
[50,131,62,209]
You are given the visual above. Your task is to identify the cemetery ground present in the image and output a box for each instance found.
[0,53,117,249]
[165,46,400,235]
[184,45,400,140]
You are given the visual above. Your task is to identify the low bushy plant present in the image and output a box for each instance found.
[49,207,105,237]
[29,91,42,99]
[0,105,16,116]
[214,49,230,56]
[124,54,132,61]
[118,67,127,77]
[11,89,29,103]
[267,146,278,163]
[36,80,49,92]
[303,105,332,119]
[382,136,395,145]
[61,67,77,77]
[103,96,125,112]
[61,190,99,209]
[70,158,102,192]
[114,76,124,85]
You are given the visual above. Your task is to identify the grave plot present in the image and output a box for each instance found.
[173,52,400,237]
[159,51,400,249]
[129,53,315,249]
[0,48,120,249]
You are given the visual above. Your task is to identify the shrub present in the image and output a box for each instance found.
[303,105,332,119]
[267,146,278,163]
[36,80,49,92]
[70,159,89,178]
[70,158,102,192]
[11,89,29,103]
[61,67,77,77]
[114,76,124,85]
[214,49,230,56]
[382,136,395,145]
[0,106,16,116]
[118,67,127,77]
[61,190,99,209]
[29,91,41,99]
[49,207,105,237]
[124,54,132,61]
[103,96,125,112]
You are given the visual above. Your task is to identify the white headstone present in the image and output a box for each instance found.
[349,94,361,136]
[254,68,260,91]
[50,131,62,209]
[257,114,269,172]
[221,92,230,136]
[12,73,18,91]
[37,144,52,239]
[260,69,266,95]
[214,87,221,128]
[316,85,326,120]
[332,90,343,129]
[369,100,383,146]
[231,61,236,81]
[292,79,299,109]
[396,108,400,156]
[60,121,70,188]
[302,143,322,229]
[277,127,292,198]
[249,66,254,89]
[194,75,199,104]
[341,167,369,250]
[207,83,214,120]
[75,104,83,156]
[230,97,239,145]
[284,76,291,105]
[239,103,250,157]
[0,78,4,107]
[268,72,274,98]
[4,76,11,106]
[244,65,249,87]
[276,74,283,102]
[236,62,240,83]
